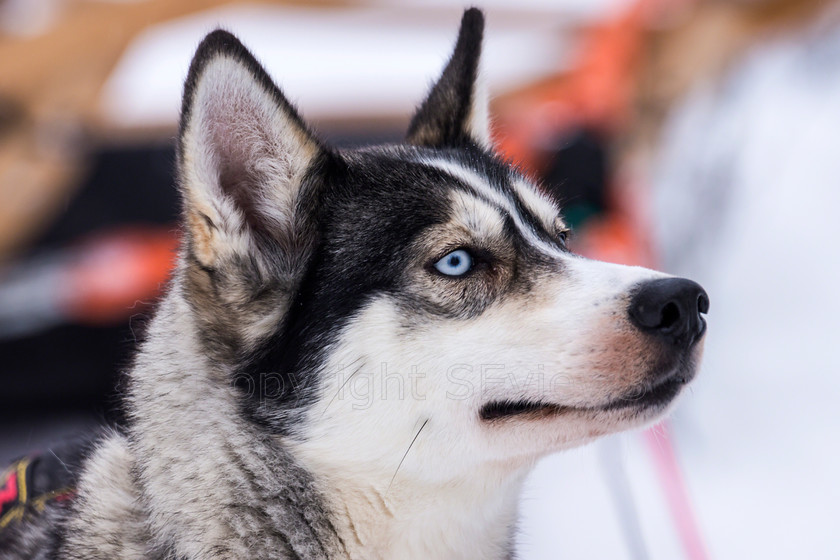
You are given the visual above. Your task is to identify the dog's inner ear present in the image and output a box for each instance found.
[178,30,324,270]
[407,8,491,150]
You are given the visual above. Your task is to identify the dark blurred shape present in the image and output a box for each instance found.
[30,144,179,250]
[542,128,608,229]
[0,143,179,419]
[0,323,134,418]
[0,96,24,141]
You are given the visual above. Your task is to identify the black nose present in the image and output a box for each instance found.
[628,278,709,347]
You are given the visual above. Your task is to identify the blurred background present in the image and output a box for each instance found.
[1,0,838,557]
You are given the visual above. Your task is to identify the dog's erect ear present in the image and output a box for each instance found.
[407,8,491,150]
[178,30,325,272]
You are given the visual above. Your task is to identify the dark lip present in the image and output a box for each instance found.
[599,376,685,411]
[479,376,687,422]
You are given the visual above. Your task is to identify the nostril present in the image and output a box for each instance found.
[698,292,710,314]
[660,301,681,331]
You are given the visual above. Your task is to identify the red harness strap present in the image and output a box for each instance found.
[0,456,75,530]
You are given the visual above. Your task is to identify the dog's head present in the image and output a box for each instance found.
[175,10,707,485]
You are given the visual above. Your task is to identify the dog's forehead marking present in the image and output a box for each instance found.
[448,189,507,239]
[419,157,565,259]
[510,177,565,232]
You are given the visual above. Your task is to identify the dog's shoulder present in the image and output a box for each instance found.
[58,431,160,559]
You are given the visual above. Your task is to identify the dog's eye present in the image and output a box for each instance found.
[434,249,473,277]
[554,217,570,248]
[558,230,569,247]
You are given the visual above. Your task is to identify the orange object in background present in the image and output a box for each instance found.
[61,228,179,324]
[495,0,652,172]
[0,227,178,339]
[493,0,676,267]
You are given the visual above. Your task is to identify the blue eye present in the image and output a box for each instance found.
[434,249,473,277]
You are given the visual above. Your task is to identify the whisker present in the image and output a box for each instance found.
[49,449,71,475]
[320,357,366,419]
[388,418,430,491]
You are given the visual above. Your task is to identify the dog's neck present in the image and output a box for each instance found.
[128,298,348,559]
[291,450,529,560]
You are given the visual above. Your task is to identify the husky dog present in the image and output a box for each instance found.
[0,8,708,559]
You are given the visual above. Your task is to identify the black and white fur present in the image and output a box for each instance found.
[0,9,708,559]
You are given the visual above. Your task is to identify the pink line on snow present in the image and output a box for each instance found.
[644,423,709,560]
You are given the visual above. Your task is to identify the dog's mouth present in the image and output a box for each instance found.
[479,376,686,422]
